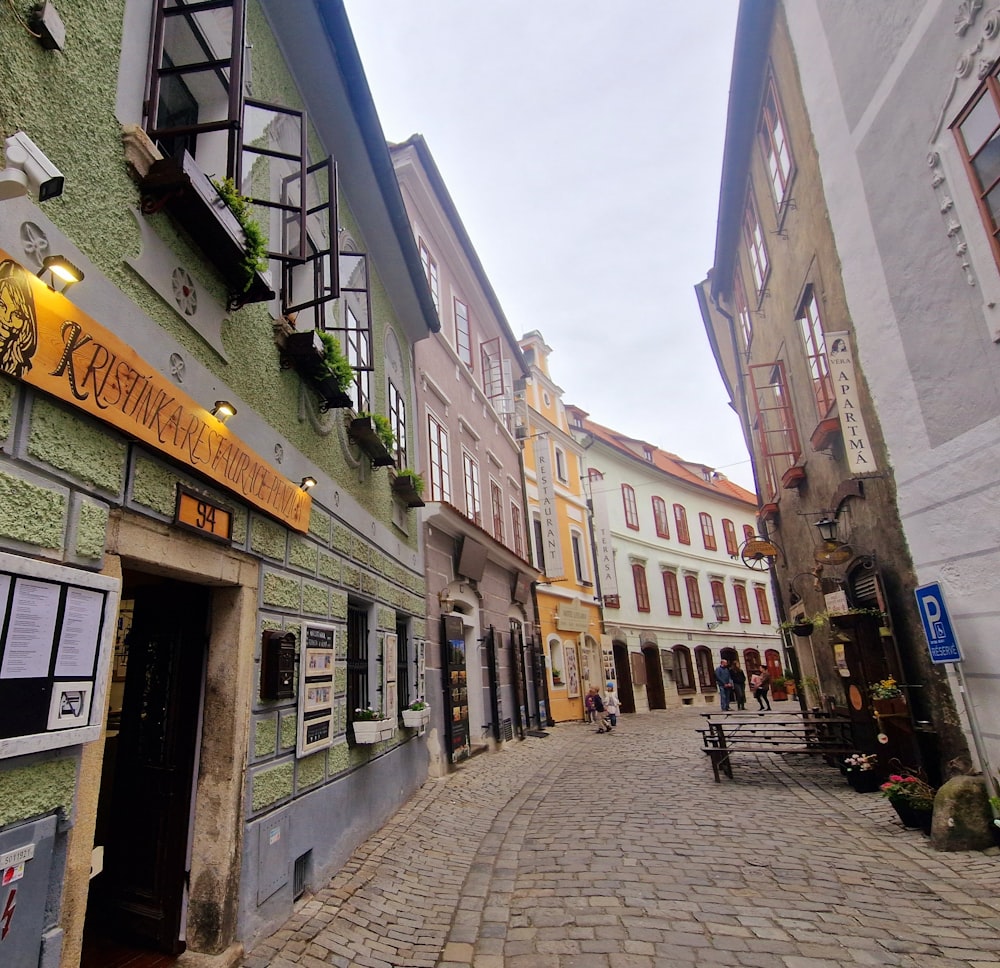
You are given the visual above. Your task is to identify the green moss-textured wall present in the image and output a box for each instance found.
[76,500,109,560]
[0,376,14,441]
[0,758,77,827]
[251,762,293,812]
[0,471,67,550]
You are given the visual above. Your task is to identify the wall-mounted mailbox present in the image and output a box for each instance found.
[261,631,296,701]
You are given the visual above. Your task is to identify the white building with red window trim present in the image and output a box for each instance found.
[566,407,781,713]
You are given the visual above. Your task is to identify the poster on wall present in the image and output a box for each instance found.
[297,622,336,757]
[442,614,470,762]
[383,632,398,719]
[0,552,119,757]
[564,643,580,699]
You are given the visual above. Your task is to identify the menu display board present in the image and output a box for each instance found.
[0,552,119,757]
[297,622,337,757]
[442,614,470,763]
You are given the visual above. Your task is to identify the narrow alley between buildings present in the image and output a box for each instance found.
[241,707,1000,968]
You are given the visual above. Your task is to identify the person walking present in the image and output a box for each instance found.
[730,661,747,710]
[752,666,771,711]
[604,682,620,731]
[715,658,734,711]
[584,687,597,724]
[591,687,610,732]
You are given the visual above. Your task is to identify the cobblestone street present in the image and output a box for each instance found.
[241,707,1000,968]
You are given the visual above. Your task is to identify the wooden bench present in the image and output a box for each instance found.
[699,711,857,782]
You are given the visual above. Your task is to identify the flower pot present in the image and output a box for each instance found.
[349,416,395,467]
[312,375,353,412]
[888,798,932,834]
[402,706,430,728]
[873,697,907,717]
[846,770,882,793]
[353,718,396,744]
[391,474,425,508]
[790,622,814,637]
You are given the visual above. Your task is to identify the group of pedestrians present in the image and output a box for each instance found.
[585,682,620,732]
[714,658,771,711]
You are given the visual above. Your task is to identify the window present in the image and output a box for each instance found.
[418,239,439,312]
[388,380,407,469]
[463,452,481,525]
[427,414,450,502]
[532,516,546,572]
[490,480,504,543]
[454,297,472,368]
[652,496,670,538]
[797,289,835,418]
[722,519,738,556]
[673,645,694,689]
[749,361,800,496]
[734,270,753,351]
[662,571,682,615]
[743,196,770,298]
[632,563,651,612]
[674,504,690,544]
[511,503,524,559]
[555,447,567,483]
[622,484,639,530]
[572,532,587,584]
[953,63,1000,269]
[710,580,729,622]
[395,620,410,710]
[759,73,794,210]
[700,512,717,551]
[685,575,703,618]
[755,586,772,625]
[734,584,751,623]
[346,604,369,725]
[695,646,714,689]
[743,524,756,544]
[338,250,373,413]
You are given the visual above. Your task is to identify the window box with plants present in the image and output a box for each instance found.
[391,468,425,508]
[349,413,395,467]
[351,707,396,744]
[139,153,274,310]
[277,326,354,411]
[870,677,907,718]
[401,700,431,728]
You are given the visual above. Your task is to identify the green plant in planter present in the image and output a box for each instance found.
[358,412,395,451]
[408,700,428,711]
[316,330,354,394]
[395,468,424,494]
[211,177,268,292]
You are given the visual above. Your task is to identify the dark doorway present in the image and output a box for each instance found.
[612,642,635,713]
[643,647,666,709]
[87,577,209,956]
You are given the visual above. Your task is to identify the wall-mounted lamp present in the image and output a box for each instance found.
[37,255,84,293]
[706,601,727,631]
[814,515,839,545]
[0,132,64,201]
[211,400,237,423]
[299,476,317,491]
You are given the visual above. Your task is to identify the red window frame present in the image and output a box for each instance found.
[699,512,716,551]
[662,571,682,615]
[674,504,690,544]
[651,496,670,538]
[710,580,729,622]
[427,414,450,502]
[797,288,835,418]
[463,452,481,525]
[754,585,772,625]
[734,585,752,623]
[749,360,801,496]
[490,480,504,543]
[743,195,770,299]
[722,519,738,556]
[685,575,703,618]
[622,484,639,530]
[632,563,651,613]
[743,524,756,544]
[759,72,794,210]
[511,503,524,559]
[454,296,472,369]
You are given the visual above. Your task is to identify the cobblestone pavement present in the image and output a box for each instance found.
[241,706,1000,968]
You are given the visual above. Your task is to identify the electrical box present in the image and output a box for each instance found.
[261,631,295,701]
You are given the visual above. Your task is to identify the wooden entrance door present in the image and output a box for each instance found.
[98,582,208,954]
[643,647,666,709]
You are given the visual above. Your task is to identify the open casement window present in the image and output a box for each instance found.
[743,196,769,300]
[759,72,795,214]
[388,380,407,469]
[797,288,835,419]
[734,270,753,353]
[480,337,515,431]
[749,361,800,496]
[330,249,373,413]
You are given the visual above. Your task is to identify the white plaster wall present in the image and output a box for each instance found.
[784,0,1000,772]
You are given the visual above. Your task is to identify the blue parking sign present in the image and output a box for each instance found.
[914,582,962,664]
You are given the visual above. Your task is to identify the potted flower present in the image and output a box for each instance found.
[349,412,395,467]
[391,468,425,508]
[402,699,431,728]
[880,772,935,833]
[870,677,906,717]
[843,752,881,793]
[551,667,563,686]
[352,707,396,744]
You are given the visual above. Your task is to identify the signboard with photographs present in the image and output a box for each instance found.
[297,622,337,757]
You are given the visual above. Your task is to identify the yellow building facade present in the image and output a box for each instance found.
[518,332,605,723]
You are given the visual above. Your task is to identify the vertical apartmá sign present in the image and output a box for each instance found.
[827,332,876,474]
[534,441,564,578]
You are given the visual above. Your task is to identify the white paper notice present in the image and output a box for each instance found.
[55,587,105,678]
[0,579,60,679]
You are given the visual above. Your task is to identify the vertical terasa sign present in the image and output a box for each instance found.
[826,331,876,474]
[534,441,564,579]
[589,486,618,599]
[0,253,310,531]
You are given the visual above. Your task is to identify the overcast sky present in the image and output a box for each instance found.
[342,1,753,491]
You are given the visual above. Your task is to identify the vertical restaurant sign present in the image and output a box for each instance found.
[534,440,564,578]
[826,331,876,474]
[0,253,310,532]
[589,485,618,599]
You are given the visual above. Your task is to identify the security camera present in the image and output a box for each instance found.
[0,131,64,201]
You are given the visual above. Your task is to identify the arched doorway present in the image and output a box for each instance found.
[642,645,666,709]
[612,641,635,713]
